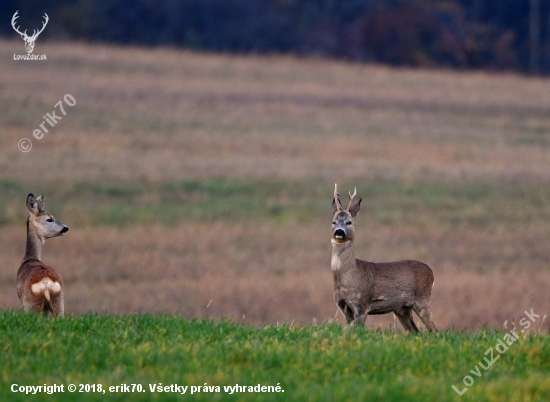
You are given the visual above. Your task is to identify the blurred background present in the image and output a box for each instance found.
[0,0,549,331]
[3,0,550,75]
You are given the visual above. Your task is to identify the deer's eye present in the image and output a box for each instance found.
[332,221,336,225]
[346,221,352,225]
[46,218,53,222]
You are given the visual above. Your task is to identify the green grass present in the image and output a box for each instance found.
[1,177,550,230]
[1,311,549,401]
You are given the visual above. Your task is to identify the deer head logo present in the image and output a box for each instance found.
[11,11,49,54]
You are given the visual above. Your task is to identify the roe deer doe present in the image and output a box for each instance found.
[331,184,436,332]
[17,194,68,317]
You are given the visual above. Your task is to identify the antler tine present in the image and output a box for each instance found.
[11,10,19,25]
[334,183,343,211]
[11,11,25,37]
[29,13,49,39]
[346,186,357,210]
[40,13,49,31]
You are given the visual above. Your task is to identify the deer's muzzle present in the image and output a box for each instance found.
[333,229,345,240]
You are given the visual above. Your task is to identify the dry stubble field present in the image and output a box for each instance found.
[1,39,549,331]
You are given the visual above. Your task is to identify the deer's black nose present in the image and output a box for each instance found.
[60,226,69,235]
[334,229,345,239]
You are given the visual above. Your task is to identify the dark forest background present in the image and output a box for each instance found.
[2,0,550,74]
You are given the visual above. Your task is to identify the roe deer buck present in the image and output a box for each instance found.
[331,184,436,332]
[17,194,68,317]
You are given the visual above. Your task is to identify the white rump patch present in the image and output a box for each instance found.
[31,277,61,295]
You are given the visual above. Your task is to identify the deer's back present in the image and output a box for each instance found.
[358,259,434,299]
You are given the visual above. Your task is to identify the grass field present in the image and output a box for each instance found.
[1,311,549,402]
[0,38,549,400]
[1,39,550,330]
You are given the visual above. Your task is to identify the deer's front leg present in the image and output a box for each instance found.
[340,300,367,327]
[353,312,367,327]
[337,300,354,324]
[352,304,367,327]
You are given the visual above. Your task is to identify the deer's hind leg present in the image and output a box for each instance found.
[22,292,43,314]
[413,301,437,332]
[50,292,64,317]
[395,307,419,332]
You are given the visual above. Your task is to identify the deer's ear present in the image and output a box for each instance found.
[35,194,45,211]
[26,194,39,214]
[348,197,362,217]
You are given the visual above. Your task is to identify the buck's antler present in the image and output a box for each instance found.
[334,183,343,211]
[28,13,49,40]
[11,11,27,38]
[346,187,357,211]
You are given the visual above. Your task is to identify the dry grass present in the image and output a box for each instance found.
[1,39,549,330]
[0,224,548,330]
[2,40,550,183]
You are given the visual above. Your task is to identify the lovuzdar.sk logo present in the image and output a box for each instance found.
[11,10,48,60]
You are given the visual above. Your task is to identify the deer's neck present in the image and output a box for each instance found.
[23,218,43,263]
[331,240,357,272]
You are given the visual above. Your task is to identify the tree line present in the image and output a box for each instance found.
[2,0,550,74]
